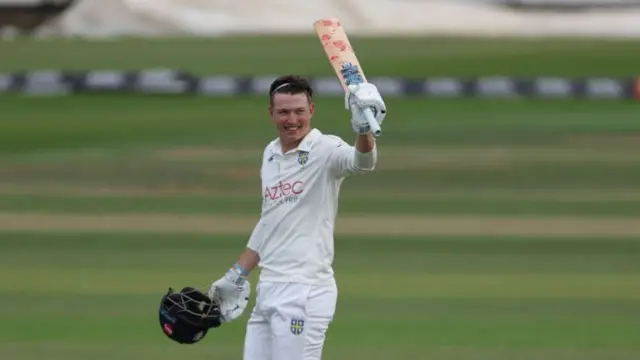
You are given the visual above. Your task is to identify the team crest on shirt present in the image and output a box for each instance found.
[297,151,309,166]
[290,319,304,335]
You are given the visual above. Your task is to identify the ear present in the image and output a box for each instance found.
[309,103,315,116]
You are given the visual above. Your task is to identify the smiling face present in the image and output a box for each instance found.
[269,92,314,151]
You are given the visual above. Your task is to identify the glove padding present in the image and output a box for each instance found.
[207,268,251,323]
[344,83,386,135]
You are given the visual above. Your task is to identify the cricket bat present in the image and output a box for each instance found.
[313,18,382,137]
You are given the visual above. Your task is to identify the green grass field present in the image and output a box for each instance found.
[1,36,639,360]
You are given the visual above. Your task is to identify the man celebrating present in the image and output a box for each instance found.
[208,74,386,360]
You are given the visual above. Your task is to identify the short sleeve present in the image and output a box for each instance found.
[325,135,377,178]
[246,218,264,253]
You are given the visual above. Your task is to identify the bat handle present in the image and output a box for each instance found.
[363,107,382,137]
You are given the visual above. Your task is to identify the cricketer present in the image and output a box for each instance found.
[208,74,386,360]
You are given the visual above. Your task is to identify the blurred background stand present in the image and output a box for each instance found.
[0,0,72,38]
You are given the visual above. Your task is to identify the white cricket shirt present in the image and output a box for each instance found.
[247,128,377,285]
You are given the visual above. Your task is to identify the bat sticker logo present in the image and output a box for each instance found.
[333,40,349,52]
[340,62,364,86]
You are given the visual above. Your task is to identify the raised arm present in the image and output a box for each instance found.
[356,132,375,154]
[328,78,386,178]
[328,134,378,178]
[328,82,386,177]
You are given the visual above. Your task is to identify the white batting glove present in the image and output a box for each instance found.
[208,268,251,323]
[344,83,386,135]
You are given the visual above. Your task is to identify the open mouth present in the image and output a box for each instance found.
[284,124,301,133]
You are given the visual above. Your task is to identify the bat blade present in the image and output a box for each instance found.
[313,18,366,90]
[314,18,382,136]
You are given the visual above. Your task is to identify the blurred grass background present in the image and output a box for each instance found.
[2,37,640,76]
[0,35,639,360]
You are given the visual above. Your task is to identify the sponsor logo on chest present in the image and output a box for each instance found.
[262,149,315,209]
[264,180,304,201]
[262,180,305,208]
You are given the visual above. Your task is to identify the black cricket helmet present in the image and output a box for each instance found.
[158,287,222,344]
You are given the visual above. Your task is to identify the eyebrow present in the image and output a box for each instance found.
[278,107,305,111]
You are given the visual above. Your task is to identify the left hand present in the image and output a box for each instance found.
[345,83,386,135]
[207,268,251,323]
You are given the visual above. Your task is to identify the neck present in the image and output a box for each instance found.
[280,128,311,153]
[281,138,302,153]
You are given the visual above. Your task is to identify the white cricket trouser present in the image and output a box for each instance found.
[243,280,338,360]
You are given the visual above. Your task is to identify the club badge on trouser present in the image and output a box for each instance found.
[297,151,309,166]
[291,319,305,335]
